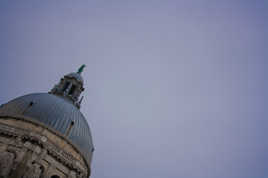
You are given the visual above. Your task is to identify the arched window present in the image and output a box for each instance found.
[69,85,76,95]
[62,82,70,91]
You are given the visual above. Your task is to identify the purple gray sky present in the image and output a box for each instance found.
[0,1,267,178]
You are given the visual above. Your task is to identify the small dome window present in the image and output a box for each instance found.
[69,85,76,95]
[62,82,70,91]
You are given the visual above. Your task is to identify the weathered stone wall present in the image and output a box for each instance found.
[0,116,90,178]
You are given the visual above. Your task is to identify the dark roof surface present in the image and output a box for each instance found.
[0,93,93,164]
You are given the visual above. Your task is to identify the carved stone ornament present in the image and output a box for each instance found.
[0,151,15,178]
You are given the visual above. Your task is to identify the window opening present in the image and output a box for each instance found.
[69,85,76,95]
[51,175,60,178]
[62,82,70,91]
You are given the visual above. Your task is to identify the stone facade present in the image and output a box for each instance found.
[0,116,90,178]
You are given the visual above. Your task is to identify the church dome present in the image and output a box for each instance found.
[0,92,94,165]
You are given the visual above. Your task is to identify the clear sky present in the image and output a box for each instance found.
[0,1,267,178]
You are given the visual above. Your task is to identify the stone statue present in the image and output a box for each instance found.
[0,151,15,178]
[22,163,43,178]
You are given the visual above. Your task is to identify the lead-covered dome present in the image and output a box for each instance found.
[0,65,94,169]
[0,93,94,165]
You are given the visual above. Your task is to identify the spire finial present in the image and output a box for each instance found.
[77,64,86,74]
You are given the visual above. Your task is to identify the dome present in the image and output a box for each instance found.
[0,93,94,165]
[65,72,84,84]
